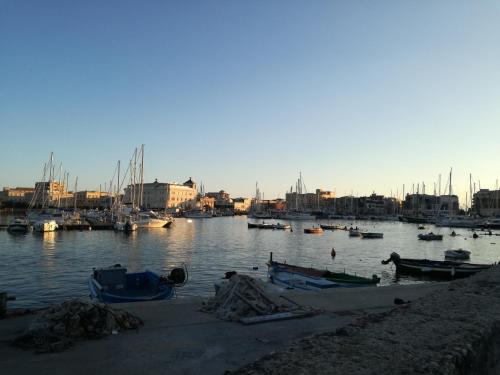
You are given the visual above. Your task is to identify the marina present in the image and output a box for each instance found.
[2,214,500,308]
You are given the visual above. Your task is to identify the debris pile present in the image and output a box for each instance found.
[12,299,143,353]
[201,274,290,321]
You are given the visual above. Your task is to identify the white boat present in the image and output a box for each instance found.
[7,218,31,233]
[184,210,212,218]
[444,249,471,260]
[134,211,172,228]
[114,220,138,232]
[435,216,481,228]
[34,219,58,232]
[280,211,316,220]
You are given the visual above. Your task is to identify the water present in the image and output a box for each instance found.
[1,215,499,308]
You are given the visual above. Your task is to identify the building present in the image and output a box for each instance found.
[285,189,336,211]
[206,190,233,211]
[472,189,500,217]
[124,178,198,209]
[233,197,251,213]
[0,187,35,207]
[402,194,459,217]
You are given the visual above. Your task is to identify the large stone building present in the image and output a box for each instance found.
[473,189,500,217]
[124,178,198,209]
[285,189,336,211]
[233,197,252,213]
[0,187,35,206]
[402,194,459,216]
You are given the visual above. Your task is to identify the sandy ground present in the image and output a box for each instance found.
[0,283,445,375]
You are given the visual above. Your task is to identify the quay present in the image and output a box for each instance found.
[0,283,445,375]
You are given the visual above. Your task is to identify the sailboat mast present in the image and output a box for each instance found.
[140,144,144,209]
[73,177,78,211]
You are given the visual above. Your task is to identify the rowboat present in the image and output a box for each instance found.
[349,229,361,237]
[304,226,323,234]
[88,265,187,303]
[444,249,471,260]
[267,253,380,289]
[382,252,492,279]
[418,233,443,241]
[320,224,344,230]
[360,232,383,239]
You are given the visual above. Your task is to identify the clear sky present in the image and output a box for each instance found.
[1,1,500,205]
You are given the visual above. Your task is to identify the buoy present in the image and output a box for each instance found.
[331,248,336,257]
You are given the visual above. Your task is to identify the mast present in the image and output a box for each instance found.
[73,177,78,211]
[140,144,145,209]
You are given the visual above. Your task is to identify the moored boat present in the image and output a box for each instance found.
[134,211,172,228]
[444,249,471,260]
[114,220,138,232]
[360,232,383,239]
[33,219,58,232]
[382,252,491,279]
[273,223,291,230]
[418,232,443,241]
[349,229,361,237]
[320,224,344,230]
[88,264,187,303]
[267,254,380,289]
[7,218,31,233]
[304,226,323,234]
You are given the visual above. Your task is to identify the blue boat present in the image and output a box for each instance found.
[88,265,187,303]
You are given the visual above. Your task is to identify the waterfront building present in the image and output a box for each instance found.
[472,189,500,217]
[233,197,251,213]
[0,187,35,206]
[124,178,198,209]
[30,181,73,207]
[402,194,459,217]
[206,190,233,211]
[285,189,335,211]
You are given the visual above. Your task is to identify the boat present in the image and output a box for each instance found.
[435,216,481,228]
[247,222,260,228]
[267,254,380,289]
[320,224,344,230]
[134,211,172,228]
[88,264,187,303]
[444,249,471,260]
[349,229,361,237]
[418,232,443,241]
[114,220,138,232]
[33,219,58,232]
[280,211,316,220]
[382,252,492,279]
[184,209,213,218]
[481,217,500,229]
[417,225,426,230]
[7,218,31,233]
[360,232,383,239]
[273,223,291,230]
[304,226,323,234]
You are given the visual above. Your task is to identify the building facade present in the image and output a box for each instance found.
[124,178,198,209]
[473,189,500,217]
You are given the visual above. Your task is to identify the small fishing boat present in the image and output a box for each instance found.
[382,252,491,279]
[320,224,344,230]
[273,223,291,230]
[247,222,259,228]
[349,229,361,237]
[444,249,471,260]
[267,253,380,289]
[418,232,443,241]
[88,265,187,303]
[360,232,383,239]
[7,218,31,233]
[304,226,323,234]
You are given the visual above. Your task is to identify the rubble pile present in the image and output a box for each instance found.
[12,299,143,353]
[201,274,289,321]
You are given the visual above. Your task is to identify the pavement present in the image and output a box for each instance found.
[0,282,446,375]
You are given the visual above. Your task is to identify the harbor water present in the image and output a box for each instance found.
[1,215,499,308]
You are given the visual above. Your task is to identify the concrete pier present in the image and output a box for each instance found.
[0,283,444,375]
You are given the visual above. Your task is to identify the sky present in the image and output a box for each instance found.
[1,1,500,205]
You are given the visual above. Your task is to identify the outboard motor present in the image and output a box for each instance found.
[167,267,187,285]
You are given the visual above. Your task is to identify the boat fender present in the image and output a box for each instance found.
[168,268,187,284]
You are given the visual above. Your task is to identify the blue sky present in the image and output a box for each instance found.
[1,1,500,204]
